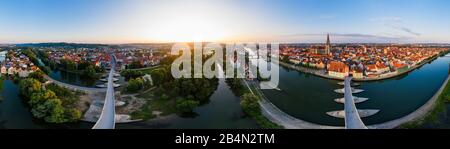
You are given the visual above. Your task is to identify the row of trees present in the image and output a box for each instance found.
[58,59,103,78]
[225,78,246,96]
[21,48,51,74]
[127,60,144,69]
[18,71,82,123]
[126,77,152,93]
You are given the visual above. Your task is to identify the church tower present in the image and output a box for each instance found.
[325,34,331,55]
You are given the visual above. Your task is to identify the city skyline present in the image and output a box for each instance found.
[1,0,450,44]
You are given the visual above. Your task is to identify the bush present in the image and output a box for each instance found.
[126,78,144,93]
[176,99,200,113]
[29,70,46,82]
[240,93,261,117]
[19,78,42,98]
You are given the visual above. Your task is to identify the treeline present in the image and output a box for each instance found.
[126,60,144,69]
[18,71,82,123]
[57,59,104,78]
[21,48,51,74]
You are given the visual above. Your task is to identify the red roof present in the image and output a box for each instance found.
[328,61,348,73]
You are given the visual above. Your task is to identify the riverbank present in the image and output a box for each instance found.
[277,54,440,82]
[369,74,450,129]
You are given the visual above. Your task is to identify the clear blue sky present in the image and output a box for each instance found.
[1,0,449,43]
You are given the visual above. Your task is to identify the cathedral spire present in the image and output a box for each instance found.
[325,34,331,55]
[326,34,331,47]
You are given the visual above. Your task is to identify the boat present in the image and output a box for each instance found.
[337,82,361,86]
[334,88,364,94]
[326,109,380,118]
[334,97,369,104]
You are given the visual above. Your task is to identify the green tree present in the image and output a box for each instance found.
[150,68,167,86]
[49,60,57,70]
[240,93,261,117]
[81,65,96,78]
[77,61,91,70]
[121,69,144,80]
[176,99,200,113]
[128,60,144,69]
[19,78,42,98]
[126,78,144,92]
[43,98,65,123]
[29,90,58,107]
[29,70,46,82]
[281,55,290,63]
[65,108,82,122]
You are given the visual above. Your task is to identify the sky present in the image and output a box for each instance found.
[0,0,449,44]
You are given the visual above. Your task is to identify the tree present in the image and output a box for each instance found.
[81,65,96,78]
[65,108,82,122]
[121,69,143,80]
[29,70,46,82]
[49,60,57,70]
[126,78,144,92]
[281,55,290,63]
[128,60,144,69]
[60,59,76,71]
[29,90,58,107]
[77,61,91,70]
[150,68,168,86]
[43,98,66,123]
[19,78,42,98]
[240,93,261,117]
[176,99,200,113]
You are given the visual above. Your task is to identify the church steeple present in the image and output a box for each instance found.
[326,34,331,47]
[325,34,331,55]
